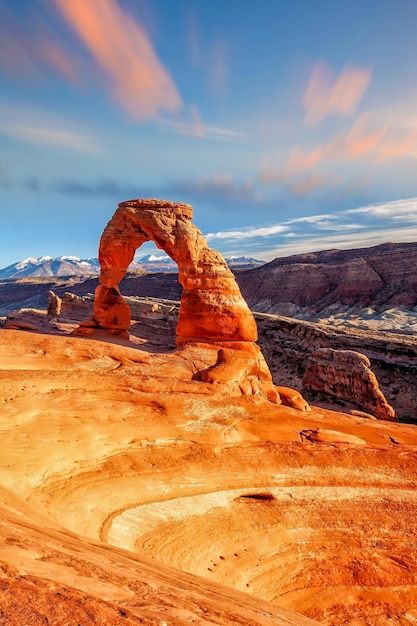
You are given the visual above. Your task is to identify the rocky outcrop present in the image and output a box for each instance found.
[302,348,396,421]
[47,290,62,317]
[85,199,281,403]
[238,242,417,316]
[253,312,417,420]
[300,428,367,445]
[92,199,257,343]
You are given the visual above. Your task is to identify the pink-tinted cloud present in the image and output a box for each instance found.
[290,173,341,196]
[376,129,417,162]
[303,62,371,126]
[287,145,328,173]
[38,40,78,82]
[54,0,181,119]
[344,114,388,157]
[0,7,78,82]
[261,110,417,195]
[260,153,340,196]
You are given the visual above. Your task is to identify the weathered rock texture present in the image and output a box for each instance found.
[1,329,417,626]
[302,348,396,421]
[90,199,279,401]
[46,290,62,317]
[93,199,257,343]
[238,242,417,316]
[253,312,417,420]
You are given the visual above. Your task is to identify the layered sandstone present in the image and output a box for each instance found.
[238,242,417,316]
[253,312,417,420]
[87,199,279,401]
[93,199,257,343]
[1,328,417,625]
[302,348,396,421]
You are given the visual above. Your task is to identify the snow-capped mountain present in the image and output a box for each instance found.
[134,254,177,272]
[0,256,101,278]
[224,256,266,269]
[0,254,265,278]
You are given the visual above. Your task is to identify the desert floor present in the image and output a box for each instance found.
[1,326,417,625]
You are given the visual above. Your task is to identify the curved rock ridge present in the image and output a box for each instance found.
[2,329,417,625]
[88,198,280,402]
[302,348,396,421]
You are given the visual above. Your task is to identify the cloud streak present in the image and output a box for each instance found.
[0,104,102,153]
[204,197,417,259]
[0,7,78,81]
[170,172,262,205]
[261,112,417,196]
[54,0,181,120]
[303,62,371,126]
[207,223,288,241]
[156,106,247,142]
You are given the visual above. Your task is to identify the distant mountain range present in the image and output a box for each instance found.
[0,254,265,278]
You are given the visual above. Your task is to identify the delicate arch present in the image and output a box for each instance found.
[93,199,258,345]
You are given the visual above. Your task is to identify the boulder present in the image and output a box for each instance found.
[302,348,396,421]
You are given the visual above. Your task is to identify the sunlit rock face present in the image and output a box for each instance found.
[94,199,257,343]
[302,348,396,421]
[91,198,280,402]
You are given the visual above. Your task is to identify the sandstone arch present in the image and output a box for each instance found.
[93,198,258,344]
[90,198,286,403]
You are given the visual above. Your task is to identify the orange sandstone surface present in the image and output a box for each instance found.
[1,200,417,625]
[1,326,417,626]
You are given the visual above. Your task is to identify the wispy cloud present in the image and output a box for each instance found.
[0,6,78,81]
[261,226,417,261]
[204,197,417,259]
[156,106,247,142]
[54,0,181,120]
[0,104,102,153]
[347,197,417,219]
[286,214,337,225]
[0,1,181,121]
[170,172,262,205]
[261,156,341,196]
[303,62,371,126]
[207,223,288,241]
[3,124,101,153]
[290,172,342,196]
[12,172,264,208]
[261,111,417,197]
[53,179,141,196]
[38,39,78,82]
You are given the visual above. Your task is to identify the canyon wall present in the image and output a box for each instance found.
[237,242,417,316]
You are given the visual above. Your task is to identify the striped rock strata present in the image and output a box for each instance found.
[302,348,396,421]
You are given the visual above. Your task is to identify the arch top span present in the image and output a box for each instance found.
[119,198,194,220]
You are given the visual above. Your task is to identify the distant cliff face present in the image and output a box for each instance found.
[237,242,417,316]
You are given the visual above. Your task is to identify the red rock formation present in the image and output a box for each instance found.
[237,241,417,315]
[302,348,396,421]
[47,290,62,317]
[94,199,257,343]
[89,198,282,403]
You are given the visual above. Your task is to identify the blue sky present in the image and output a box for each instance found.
[1,0,417,267]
